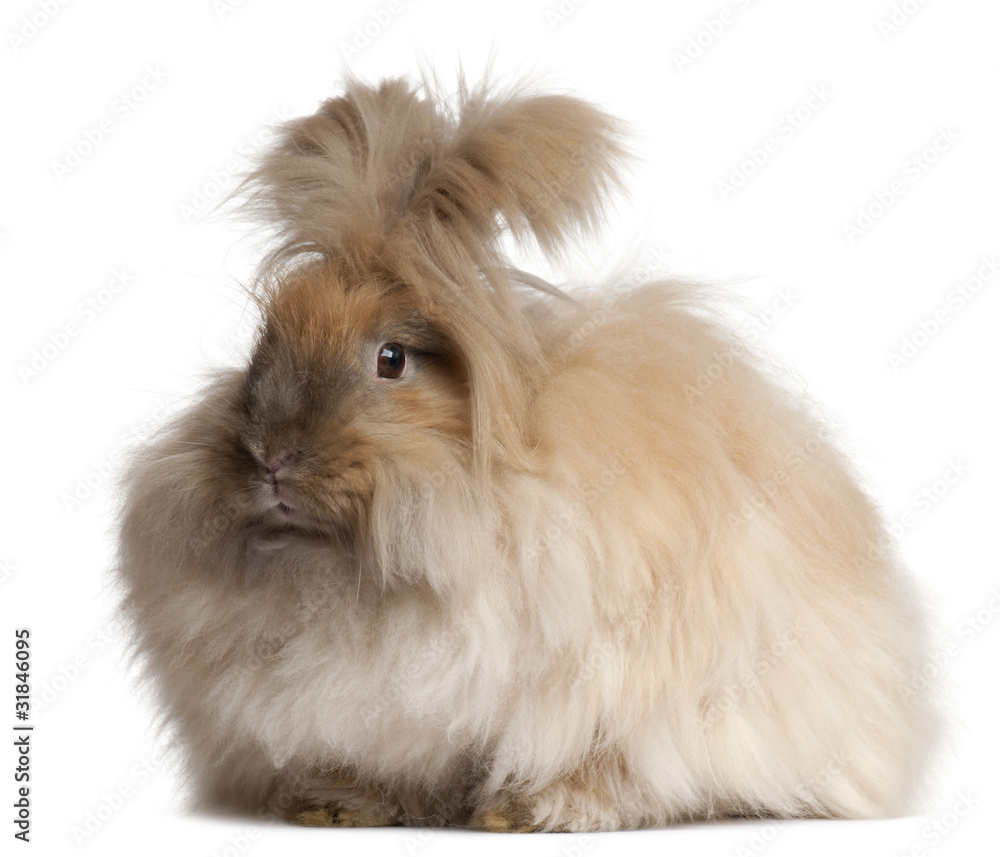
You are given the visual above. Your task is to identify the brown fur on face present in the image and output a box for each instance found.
[236,262,471,539]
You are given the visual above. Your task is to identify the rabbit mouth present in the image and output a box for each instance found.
[266,494,337,537]
[272,497,310,527]
[264,474,305,517]
[259,500,352,549]
[274,501,313,529]
[257,482,311,528]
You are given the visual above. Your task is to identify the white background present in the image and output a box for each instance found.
[2,0,998,855]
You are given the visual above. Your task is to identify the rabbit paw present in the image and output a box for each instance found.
[469,794,540,833]
[269,775,400,827]
[470,759,640,832]
[287,803,398,828]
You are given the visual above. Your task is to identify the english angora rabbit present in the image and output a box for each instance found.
[117,75,938,831]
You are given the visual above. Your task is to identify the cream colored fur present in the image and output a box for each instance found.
[115,75,938,831]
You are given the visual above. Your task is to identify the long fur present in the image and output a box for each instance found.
[116,75,939,832]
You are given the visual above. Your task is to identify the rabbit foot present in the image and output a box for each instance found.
[288,803,398,828]
[471,752,643,832]
[469,795,540,833]
[269,774,400,827]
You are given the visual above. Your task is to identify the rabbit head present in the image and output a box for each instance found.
[232,78,625,532]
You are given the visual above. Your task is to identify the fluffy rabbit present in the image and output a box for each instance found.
[116,76,938,832]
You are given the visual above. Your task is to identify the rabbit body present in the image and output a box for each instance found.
[116,77,937,831]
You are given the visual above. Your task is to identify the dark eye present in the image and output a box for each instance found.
[377,342,406,379]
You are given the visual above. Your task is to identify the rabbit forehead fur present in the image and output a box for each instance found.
[115,74,940,829]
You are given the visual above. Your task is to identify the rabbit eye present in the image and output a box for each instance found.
[377,342,406,379]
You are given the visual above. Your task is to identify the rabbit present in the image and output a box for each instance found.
[115,74,940,832]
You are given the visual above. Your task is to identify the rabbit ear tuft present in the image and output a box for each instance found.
[234,75,628,275]
[234,76,441,268]
[410,79,629,260]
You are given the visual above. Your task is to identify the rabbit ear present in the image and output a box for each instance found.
[408,79,628,266]
[237,76,627,273]
[235,76,442,268]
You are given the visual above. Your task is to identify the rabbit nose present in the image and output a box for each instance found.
[265,451,300,476]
